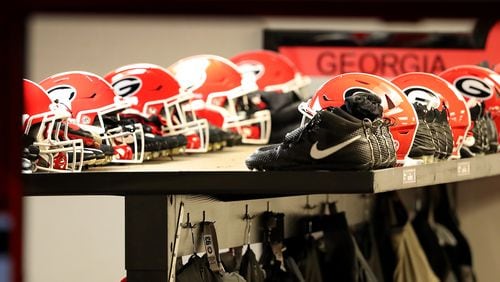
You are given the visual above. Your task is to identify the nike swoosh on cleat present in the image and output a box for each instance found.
[310,135,362,160]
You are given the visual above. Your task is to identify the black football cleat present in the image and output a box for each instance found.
[484,112,499,153]
[408,103,437,164]
[208,126,225,151]
[165,134,187,156]
[221,130,243,147]
[245,108,377,171]
[440,109,455,159]
[468,119,489,155]
[428,108,454,161]
[465,104,490,156]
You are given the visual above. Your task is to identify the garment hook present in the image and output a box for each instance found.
[242,204,255,245]
[304,195,317,210]
[243,204,256,221]
[180,213,190,228]
[243,205,254,245]
[181,213,197,229]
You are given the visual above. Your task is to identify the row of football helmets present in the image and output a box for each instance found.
[247,62,500,170]
[21,49,500,172]
[21,50,310,173]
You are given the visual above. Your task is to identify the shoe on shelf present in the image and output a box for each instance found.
[484,112,499,153]
[119,113,188,157]
[460,129,477,158]
[209,126,243,151]
[168,134,187,156]
[466,120,487,156]
[208,126,227,151]
[221,129,243,147]
[408,103,437,164]
[463,104,490,156]
[439,108,455,159]
[428,108,454,161]
[245,107,378,171]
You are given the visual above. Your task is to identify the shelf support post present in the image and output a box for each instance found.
[125,195,169,282]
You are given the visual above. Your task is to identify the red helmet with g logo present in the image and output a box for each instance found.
[230,49,311,95]
[40,71,145,163]
[23,79,84,172]
[168,54,271,144]
[104,63,210,152]
[439,65,498,103]
[299,72,418,164]
[392,72,471,159]
[439,65,500,142]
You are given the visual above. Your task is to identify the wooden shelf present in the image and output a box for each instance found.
[22,145,500,197]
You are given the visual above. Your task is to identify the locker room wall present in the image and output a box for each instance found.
[24,14,499,282]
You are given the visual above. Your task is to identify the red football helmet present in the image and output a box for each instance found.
[104,63,210,153]
[168,54,271,144]
[230,49,311,95]
[439,65,498,102]
[39,71,145,163]
[298,73,418,164]
[439,65,500,142]
[392,72,471,159]
[23,79,84,172]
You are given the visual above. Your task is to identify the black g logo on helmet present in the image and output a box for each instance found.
[403,87,440,108]
[112,77,142,98]
[454,77,492,100]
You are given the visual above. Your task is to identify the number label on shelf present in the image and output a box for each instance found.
[403,168,417,184]
[457,161,471,176]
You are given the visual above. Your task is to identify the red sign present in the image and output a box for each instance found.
[279,22,500,78]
